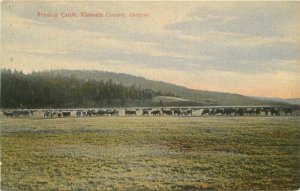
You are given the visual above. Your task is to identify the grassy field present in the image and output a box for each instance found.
[1,116,299,190]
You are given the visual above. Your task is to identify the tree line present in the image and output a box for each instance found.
[0,69,175,108]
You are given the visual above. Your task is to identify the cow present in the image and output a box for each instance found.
[114,109,119,116]
[87,110,91,116]
[223,108,235,116]
[247,108,256,116]
[51,111,57,117]
[186,109,193,116]
[162,109,172,116]
[124,109,129,116]
[142,109,150,116]
[235,108,245,116]
[151,110,161,116]
[263,108,270,116]
[76,111,82,117]
[180,109,187,116]
[209,109,215,116]
[62,111,71,117]
[13,110,33,117]
[214,108,224,116]
[44,111,56,118]
[270,108,280,116]
[201,108,210,116]
[91,110,96,116]
[173,108,181,116]
[106,109,119,116]
[282,108,292,116]
[243,109,250,116]
[82,111,87,117]
[125,109,137,116]
[96,109,106,116]
[105,109,112,116]
[255,108,262,116]
[86,110,96,117]
[3,111,14,117]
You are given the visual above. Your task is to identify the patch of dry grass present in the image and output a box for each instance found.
[1,116,299,190]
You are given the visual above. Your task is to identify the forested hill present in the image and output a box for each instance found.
[50,69,288,106]
[0,69,175,108]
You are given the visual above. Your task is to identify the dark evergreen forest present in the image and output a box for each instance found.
[0,69,174,108]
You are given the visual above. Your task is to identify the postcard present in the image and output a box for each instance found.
[1,1,299,190]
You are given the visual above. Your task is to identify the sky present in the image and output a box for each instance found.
[1,1,300,99]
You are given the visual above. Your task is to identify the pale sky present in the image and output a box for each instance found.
[1,1,300,98]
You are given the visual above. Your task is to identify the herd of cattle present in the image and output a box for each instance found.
[2,106,295,118]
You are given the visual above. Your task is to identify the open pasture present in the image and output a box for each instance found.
[1,116,299,190]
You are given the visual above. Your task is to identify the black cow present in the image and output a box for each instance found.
[243,109,250,116]
[106,109,119,116]
[86,110,96,117]
[151,110,161,116]
[96,110,106,116]
[162,109,172,116]
[142,110,150,116]
[247,108,256,116]
[214,108,224,116]
[173,108,181,116]
[255,108,262,115]
[270,108,280,116]
[87,110,91,116]
[282,108,292,116]
[263,108,270,116]
[235,108,245,116]
[62,111,71,117]
[223,108,235,116]
[44,111,56,118]
[186,109,192,116]
[201,108,210,116]
[76,111,82,117]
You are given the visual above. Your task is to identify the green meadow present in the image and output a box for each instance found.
[1,116,299,190]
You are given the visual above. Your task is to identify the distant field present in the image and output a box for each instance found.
[1,116,299,190]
